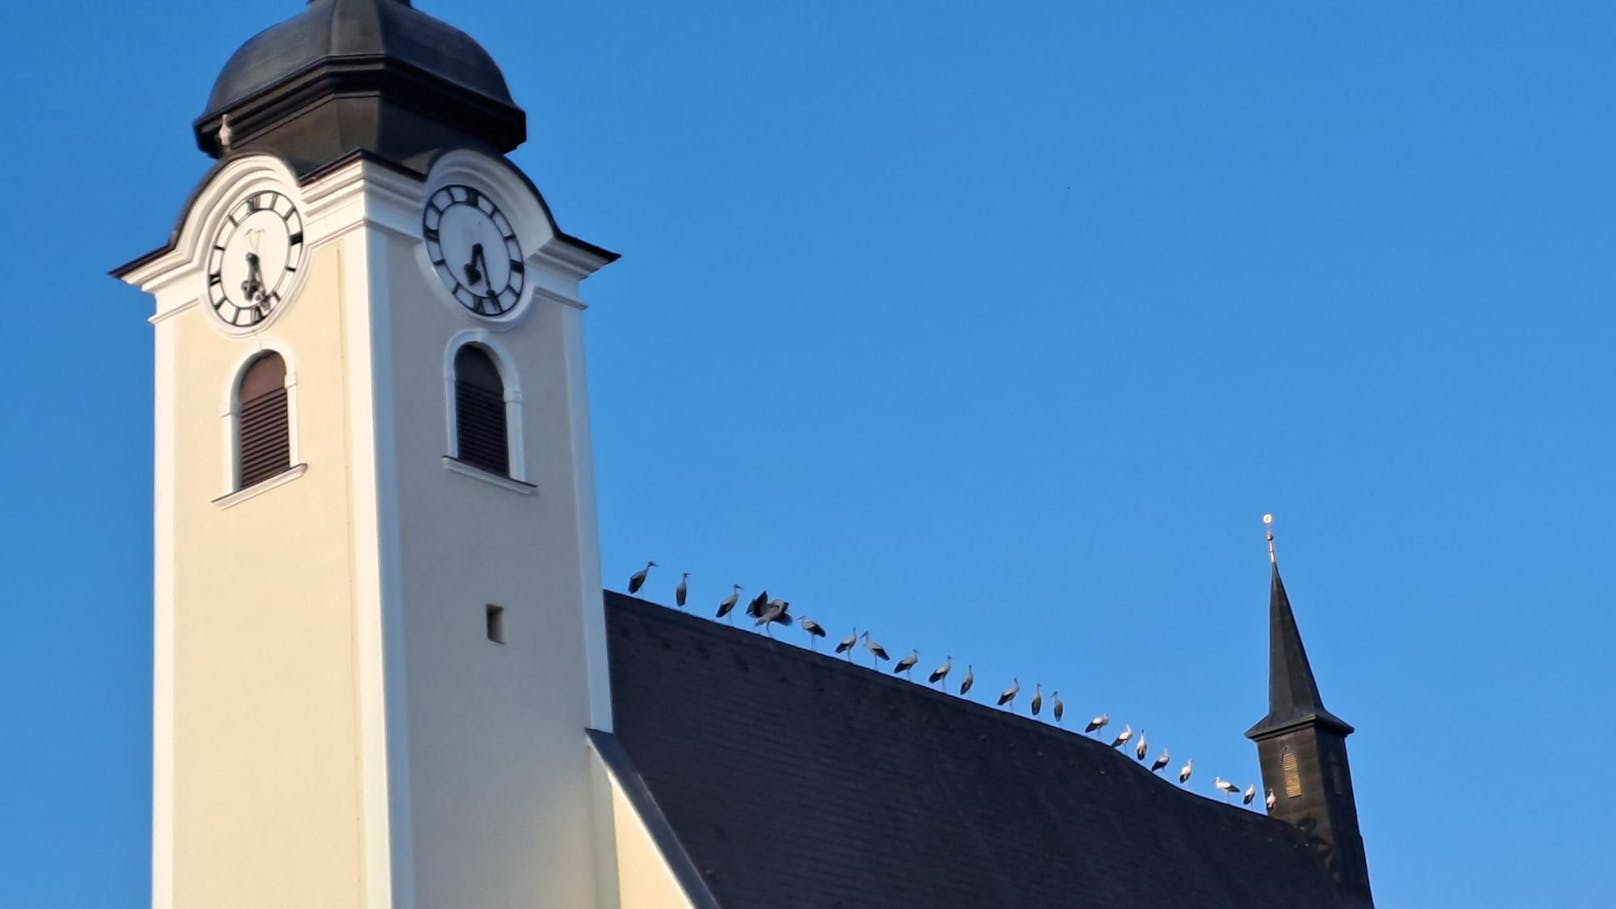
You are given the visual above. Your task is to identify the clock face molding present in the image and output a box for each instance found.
[206,190,304,329]
[423,183,525,317]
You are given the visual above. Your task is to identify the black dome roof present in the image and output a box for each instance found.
[196,0,526,175]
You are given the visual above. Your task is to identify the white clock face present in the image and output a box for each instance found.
[423,184,525,317]
[206,190,304,328]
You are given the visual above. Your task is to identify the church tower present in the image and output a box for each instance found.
[1246,525,1375,909]
[113,2,619,906]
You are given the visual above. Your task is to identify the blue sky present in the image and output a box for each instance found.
[3,1,1613,905]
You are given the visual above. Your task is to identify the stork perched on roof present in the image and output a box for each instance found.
[1151,749,1170,774]
[959,664,974,696]
[1030,683,1043,717]
[627,561,655,595]
[753,599,790,636]
[674,572,689,609]
[1051,691,1064,724]
[1265,789,1276,811]
[1214,777,1240,803]
[997,678,1020,710]
[928,656,952,687]
[1243,784,1257,806]
[1179,759,1194,784]
[1109,725,1133,749]
[835,628,858,660]
[1085,713,1109,735]
[798,616,826,649]
[1135,730,1148,762]
[893,649,919,678]
[715,584,741,623]
[860,631,889,667]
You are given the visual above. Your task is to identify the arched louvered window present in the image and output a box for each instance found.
[1282,747,1303,799]
[454,345,509,475]
[236,353,291,489]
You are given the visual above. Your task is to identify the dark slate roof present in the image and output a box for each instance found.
[1245,563,1354,740]
[604,593,1346,909]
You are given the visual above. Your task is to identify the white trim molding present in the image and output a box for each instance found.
[210,463,308,509]
[441,456,537,494]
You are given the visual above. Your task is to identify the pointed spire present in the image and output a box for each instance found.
[1246,516,1353,740]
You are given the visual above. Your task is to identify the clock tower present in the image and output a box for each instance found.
[113,2,620,907]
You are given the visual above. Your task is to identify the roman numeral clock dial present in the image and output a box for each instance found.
[423,184,525,317]
[205,191,304,328]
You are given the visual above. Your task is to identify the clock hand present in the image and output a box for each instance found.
[240,251,266,302]
[463,243,487,288]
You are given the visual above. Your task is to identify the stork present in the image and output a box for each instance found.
[1109,725,1133,749]
[754,599,790,636]
[860,631,889,667]
[928,656,952,687]
[715,584,741,623]
[1150,749,1170,774]
[893,649,920,678]
[959,664,975,696]
[1243,784,1257,806]
[745,590,769,619]
[1030,683,1043,717]
[627,561,655,595]
[1215,777,1240,803]
[1265,789,1276,811]
[1178,759,1194,784]
[997,678,1020,709]
[1051,691,1064,724]
[675,572,689,609]
[218,114,233,152]
[1084,713,1109,735]
[798,616,826,649]
[835,628,858,660]
[1134,730,1148,762]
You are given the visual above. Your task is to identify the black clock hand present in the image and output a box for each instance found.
[241,251,265,301]
[463,243,487,287]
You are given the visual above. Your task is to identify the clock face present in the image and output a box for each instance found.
[423,184,525,317]
[206,191,304,328]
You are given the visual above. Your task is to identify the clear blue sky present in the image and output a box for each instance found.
[2,1,1612,905]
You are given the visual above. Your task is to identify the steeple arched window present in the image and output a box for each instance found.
[235,352,291,489]
[452,344,510,476]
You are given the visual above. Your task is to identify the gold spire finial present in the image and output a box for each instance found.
[1263,513,1276,564]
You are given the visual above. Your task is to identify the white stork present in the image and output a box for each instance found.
[1030,683,1043,717]
[715,584,741,622]
[1243,784,1257,806]
[1179,759,1194,784]
[1109,725,1133,749]
[754,599,789,636]
[835,628,858,660]
[627,561,656,595]
[893,649,920,678]
[798,616,826,649]
[1134,730,1148,762]
[860,631,889,666]
[745,590,769,620]
[959,664,975,696]
[928,656,952,687]
[675,572,689,609]
[1085,713,1109,735]
[997,678,1020,709]
[1215,777,1240,803]
[1151,749,1170,774]
[1051,691,1064,724]
[1265,789,1277,811]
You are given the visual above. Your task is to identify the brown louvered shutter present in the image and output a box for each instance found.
[237,353,290,489]
[454,345,509,475]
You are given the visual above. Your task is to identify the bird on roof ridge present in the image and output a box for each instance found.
[860,631,889,667]
[674,572,689,609]
[1151,748,1170,774]
[1265,788,1277,811]
[928,656,952,687]
[893,649,919,678]
[1243,784,1257,806]
[997,677,1020,710]
[798,616,826,649]
[1109,725,1133,749]
[1085,713,1109,735]
[754,599,790,636]
[715,584,740,623]
[1030,683,1043,717]
[745,590,769,619]
[1215,777,1240,803]
[1051,691,1064,723]
[959,664,975,696]
[835,628,858,660]
[627,561,655,595]
[1135,730,1148,762]
[1179,759,1194,784]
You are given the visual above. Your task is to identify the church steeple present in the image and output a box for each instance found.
[1246,517,1374,908]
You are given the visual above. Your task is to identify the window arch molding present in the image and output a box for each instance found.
[218,343,302,499]
[443,328,526,483]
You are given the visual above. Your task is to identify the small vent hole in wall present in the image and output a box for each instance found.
[485,605,506,644]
